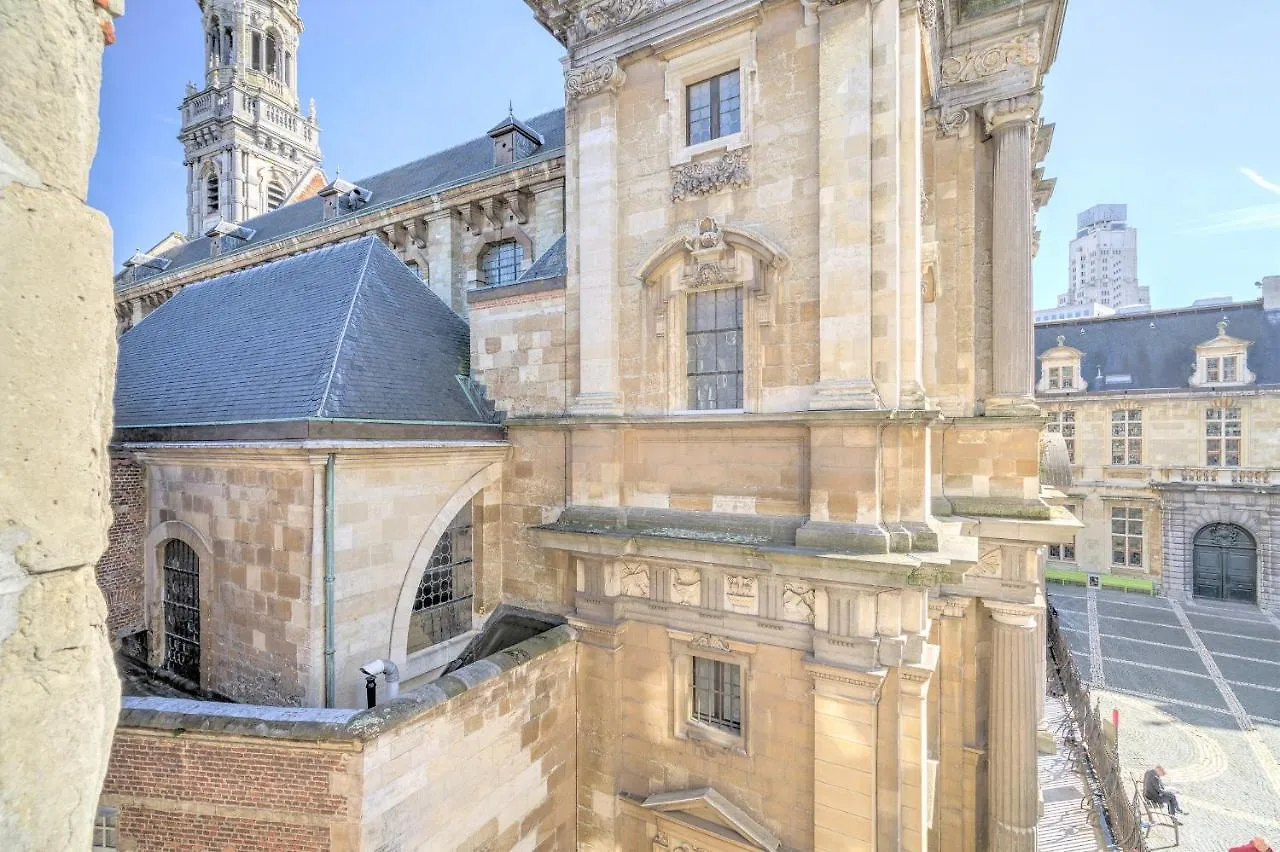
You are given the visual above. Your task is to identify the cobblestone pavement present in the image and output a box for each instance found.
[1049,585,1280,852]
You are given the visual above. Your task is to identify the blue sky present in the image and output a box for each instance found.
[90,0,1279,309]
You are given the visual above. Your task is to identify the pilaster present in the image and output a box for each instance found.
[807,661,886,851]
[567,59,624,416]
[983,599,1040,852]
[810,0,879,410]
[983,94,1040,416]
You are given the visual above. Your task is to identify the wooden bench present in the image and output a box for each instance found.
[1131,776,1180,847]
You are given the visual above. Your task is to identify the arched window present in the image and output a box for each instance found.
[480,240,523,286]
[162,539,201,683]
[265,31,280,79]
[407,502,473,653]
[205,173,219,214]
[266,181,286,211]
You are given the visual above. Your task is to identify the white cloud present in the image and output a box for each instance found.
[1178,203,1280,235]
[1240,167,1280,195]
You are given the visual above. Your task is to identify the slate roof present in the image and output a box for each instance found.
[1035,300,1280,393]
[119,108,566,290]
[115,237,491,427]
[517,234,566,283]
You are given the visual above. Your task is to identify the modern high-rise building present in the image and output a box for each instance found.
[1056,203,1147,310]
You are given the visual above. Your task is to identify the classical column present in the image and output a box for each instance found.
[567,59,625,415]
[984,600,1041,852]
[810,0,879,410]
[983,94,1040,415]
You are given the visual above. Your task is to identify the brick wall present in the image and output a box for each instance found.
[96,453,146,637]
[102,729,362,851]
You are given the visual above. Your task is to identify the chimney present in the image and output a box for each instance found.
[1259,275,1280,311]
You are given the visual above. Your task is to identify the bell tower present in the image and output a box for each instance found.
[180,0,322,236]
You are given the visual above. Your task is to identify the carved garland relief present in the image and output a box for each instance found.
[939,31,1040,86]
[565,57,625,99]
[671,151,751,201]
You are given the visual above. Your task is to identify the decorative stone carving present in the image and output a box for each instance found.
[671,567,701,606]
[982,92,1042,135]
[723,575,758,614]
[689,633,731,653]
[781,582,816,624]
[571,0,671,43]
[670,151,750,201]
[1201,523,1246,547]
[937,105,971,138]
[920,0,939,30]
[940,31,1040,85]
[620,561,651,598]
[975,544,1002,577]
[565,58,626,99]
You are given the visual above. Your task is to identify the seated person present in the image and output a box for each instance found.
[1143,766,1187,818]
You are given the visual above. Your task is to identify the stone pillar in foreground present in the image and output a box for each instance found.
[983,94,1040,415]
[984,600,1041,851]
[0,0,124,848]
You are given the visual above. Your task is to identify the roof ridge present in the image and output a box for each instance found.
[316,237,378,418]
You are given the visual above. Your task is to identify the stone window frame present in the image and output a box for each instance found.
[1109,504,1145,569]
[1036,336,1086,394]
[663,26,756,167]
[669,630,756,755]
[467,225,534,289]
[1204,404,1243,468]
[407,499,475,655]
[93,806,118,852]
[1109,407,1143,466]
[1190,322,1255,388]
[636,218,787,415]
[142,520,216,690]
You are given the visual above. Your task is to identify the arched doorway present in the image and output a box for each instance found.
[162,539,201,682]
[1192,523,1257,603]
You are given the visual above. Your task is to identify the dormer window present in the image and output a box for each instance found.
[1190,321,1254,387]
[316,177,371,221]
[1037,335,1085,394]
[488,110,543,167]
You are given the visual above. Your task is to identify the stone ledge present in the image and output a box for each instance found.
[116,624,578,742]
[466,275,565,305]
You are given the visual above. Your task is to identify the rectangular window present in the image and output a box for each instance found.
[1047,410,1076,463]
[93,807,118,852]
[1048,542,1076,561]
[686,69,740,146]
[1110,506,1143,568]
[1048,367,1061,390]
[692,656,741,734]
[1205,407,1242,467]
[686,288,743,410]
[1110,409,1142,465]
[1062,365,1075,389]
[1223,356,1238,382]
[1206,357,1219,382]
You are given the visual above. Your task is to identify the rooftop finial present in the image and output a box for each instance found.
[1056,335,1065,347]
[1217,320,1228,335]
[508,99,515,118]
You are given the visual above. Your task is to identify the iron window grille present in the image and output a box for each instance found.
[1046,410,1076,462]
[1110,409,1142,465]
[162,539,201,684]
[481,240,523,286]
[691,656,741,734]
[409,503,474,652]
[1205,406,1242,467]
[686,287,743,410]
[1110,506,1143,568]
[686,69,741,146]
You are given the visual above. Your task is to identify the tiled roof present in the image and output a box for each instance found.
[517,234,566,283]
[115,237,490,427]
[1035,300,1280,392]
[119,108,566,290]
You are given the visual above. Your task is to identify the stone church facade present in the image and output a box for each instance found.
[99,1,1075,850]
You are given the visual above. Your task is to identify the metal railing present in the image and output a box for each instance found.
[1047,605,1152,851]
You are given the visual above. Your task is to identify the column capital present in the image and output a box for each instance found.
[928,594,973,620]
[982,92,1042,136]
[565,57,625,101]
[983,599,1039,629]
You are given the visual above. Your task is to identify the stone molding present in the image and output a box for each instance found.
[936,104,972,138]
[940,31,1040,86]
[982,92,1042,135]
[982,599,1038,629]
[670,150,751,201]
[565,57,626,99]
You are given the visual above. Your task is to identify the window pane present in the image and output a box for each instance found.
[718,70,741,137]
[1223,357,1238,381]
[687,80,712,145]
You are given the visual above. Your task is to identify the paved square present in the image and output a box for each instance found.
[1048,585,1280,852]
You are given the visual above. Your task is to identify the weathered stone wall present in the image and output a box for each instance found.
[358,632,577,851]
[96,452,147,638]
[470,290,570,417]
[102,728,363,851]
[500,427,572,610]
[144,455,316,705]
[0,1,123,847]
